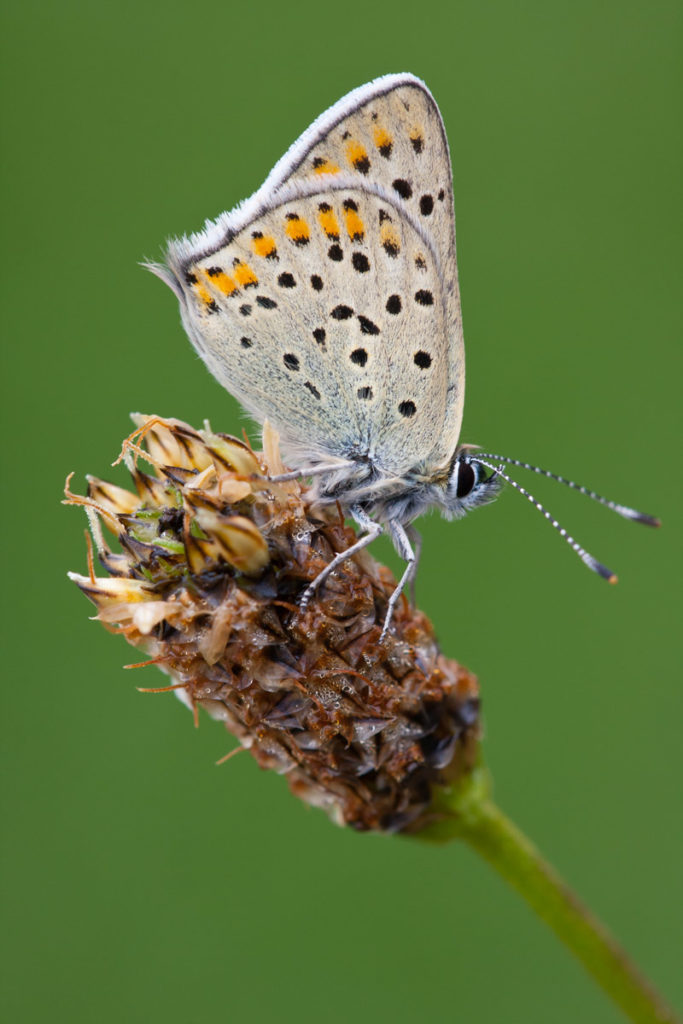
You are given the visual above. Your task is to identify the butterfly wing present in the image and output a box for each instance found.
[160,74,464,476]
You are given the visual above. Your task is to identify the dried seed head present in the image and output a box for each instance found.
[66,415,481,833]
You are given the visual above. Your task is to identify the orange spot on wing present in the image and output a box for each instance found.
[343,207,365,241]
[205,270,237,296]
[194,279,215,304]
[233,261,258,287]
[409,127,425,153]
[318,206,340,239]
[380,223,401,253]
[313,158,340,175]
[348,140,368,163]
[251,234,277,258]
[373,126,393,152]
[285,215,310,244]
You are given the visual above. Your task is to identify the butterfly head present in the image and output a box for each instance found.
[441,448,503,520]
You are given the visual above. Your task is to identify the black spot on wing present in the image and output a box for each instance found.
[331,304,354,320]
[392,178,412,199]
[358,315,380,335]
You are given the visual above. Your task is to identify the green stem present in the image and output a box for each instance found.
[414,764,680,1024]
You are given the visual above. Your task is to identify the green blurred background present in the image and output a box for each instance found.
[2,1,681,1021]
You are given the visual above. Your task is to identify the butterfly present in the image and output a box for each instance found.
[149,73,658,638]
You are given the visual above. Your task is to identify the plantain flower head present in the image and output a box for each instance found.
[67,415,480,832]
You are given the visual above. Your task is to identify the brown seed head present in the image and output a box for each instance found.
[66,415,480,833]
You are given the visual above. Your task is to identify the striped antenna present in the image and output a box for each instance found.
[473,458,619,582]
[476,453,661,528]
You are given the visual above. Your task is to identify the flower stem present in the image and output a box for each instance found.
[415,764,680,1024]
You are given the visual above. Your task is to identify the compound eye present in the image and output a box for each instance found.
[455,460,476,498]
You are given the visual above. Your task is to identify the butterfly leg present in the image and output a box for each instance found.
[406,524,422,607]
[381,521,417,641]
[267,460,356,483]
[299,504,382,614]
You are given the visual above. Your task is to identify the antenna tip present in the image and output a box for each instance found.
[624,509,661,528]
[592,559,619,583]
[635,512,662,528]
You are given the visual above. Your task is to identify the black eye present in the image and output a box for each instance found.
[455,461,476,498]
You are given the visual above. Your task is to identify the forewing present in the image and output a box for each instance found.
[274,75,459,306]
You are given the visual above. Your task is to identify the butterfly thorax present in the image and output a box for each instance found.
[299,449,452,526]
